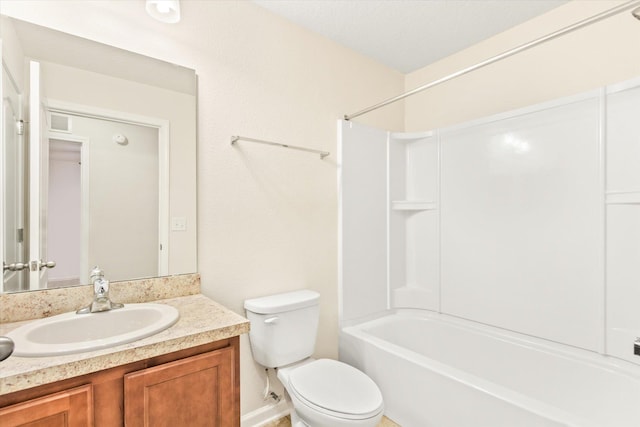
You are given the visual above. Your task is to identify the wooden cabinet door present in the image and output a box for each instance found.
[124,346,237,427]
[0,385,93,427]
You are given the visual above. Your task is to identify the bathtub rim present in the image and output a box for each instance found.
[346,309,640,378]
[340,310,640,427]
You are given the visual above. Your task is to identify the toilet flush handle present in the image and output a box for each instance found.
[264,316,279,325]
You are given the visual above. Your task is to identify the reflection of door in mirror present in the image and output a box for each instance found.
[1,15,197,293]
[29,60,52,290]
[1,59,28,293]
[47,112,165,287]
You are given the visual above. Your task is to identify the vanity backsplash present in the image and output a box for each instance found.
[0,274,200,323]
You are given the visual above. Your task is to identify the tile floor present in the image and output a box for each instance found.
[379,416,402,426]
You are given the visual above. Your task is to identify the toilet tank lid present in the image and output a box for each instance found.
[244,290,320,314]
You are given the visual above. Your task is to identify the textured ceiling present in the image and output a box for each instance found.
[253,0,569,73]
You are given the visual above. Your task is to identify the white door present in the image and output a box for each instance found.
[1,48,28,292]
[28,60,55,289]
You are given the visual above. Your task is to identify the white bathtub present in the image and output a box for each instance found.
[339,311,640,427]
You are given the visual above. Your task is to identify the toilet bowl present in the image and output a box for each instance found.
[278,359,384,427]
[244,290,384,427]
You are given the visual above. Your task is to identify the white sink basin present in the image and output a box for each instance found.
[7,303,179,357]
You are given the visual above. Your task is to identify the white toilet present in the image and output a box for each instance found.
[244,290,384,427]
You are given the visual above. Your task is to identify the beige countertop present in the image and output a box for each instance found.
[0,294,249,396]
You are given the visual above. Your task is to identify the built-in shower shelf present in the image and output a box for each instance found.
[390,131,434,142]
[606,191,640,205]
[391,200,436,211]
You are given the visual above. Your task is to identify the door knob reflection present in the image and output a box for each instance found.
[38,260,57,270]
[3,262,29,272]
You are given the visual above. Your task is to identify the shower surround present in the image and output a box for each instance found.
[338,77,640,426]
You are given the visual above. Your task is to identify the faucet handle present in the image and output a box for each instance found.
[90,266,104,281]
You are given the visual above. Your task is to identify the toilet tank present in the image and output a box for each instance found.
[244,290,320,368]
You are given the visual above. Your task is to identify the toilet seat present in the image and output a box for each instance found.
[287,359,384,420]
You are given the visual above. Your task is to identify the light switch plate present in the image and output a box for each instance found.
[171,217,187,231]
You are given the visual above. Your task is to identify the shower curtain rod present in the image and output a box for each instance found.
[231,135,330,159]
[344,0,640,121]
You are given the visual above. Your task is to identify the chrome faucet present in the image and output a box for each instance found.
[77,266,124,314]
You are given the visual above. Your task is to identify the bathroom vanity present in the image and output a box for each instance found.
[0,338,238,426]
[0,276,249,427]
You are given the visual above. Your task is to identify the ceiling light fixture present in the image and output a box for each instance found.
[146,0,181,24]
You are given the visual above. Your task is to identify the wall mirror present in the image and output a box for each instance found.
[1,15,197,293]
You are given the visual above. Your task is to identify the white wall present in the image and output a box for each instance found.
[0,15,25,92]
[404,0,640,131]
[0,0,404,418]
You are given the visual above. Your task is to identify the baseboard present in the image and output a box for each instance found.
[241,400,290,427]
